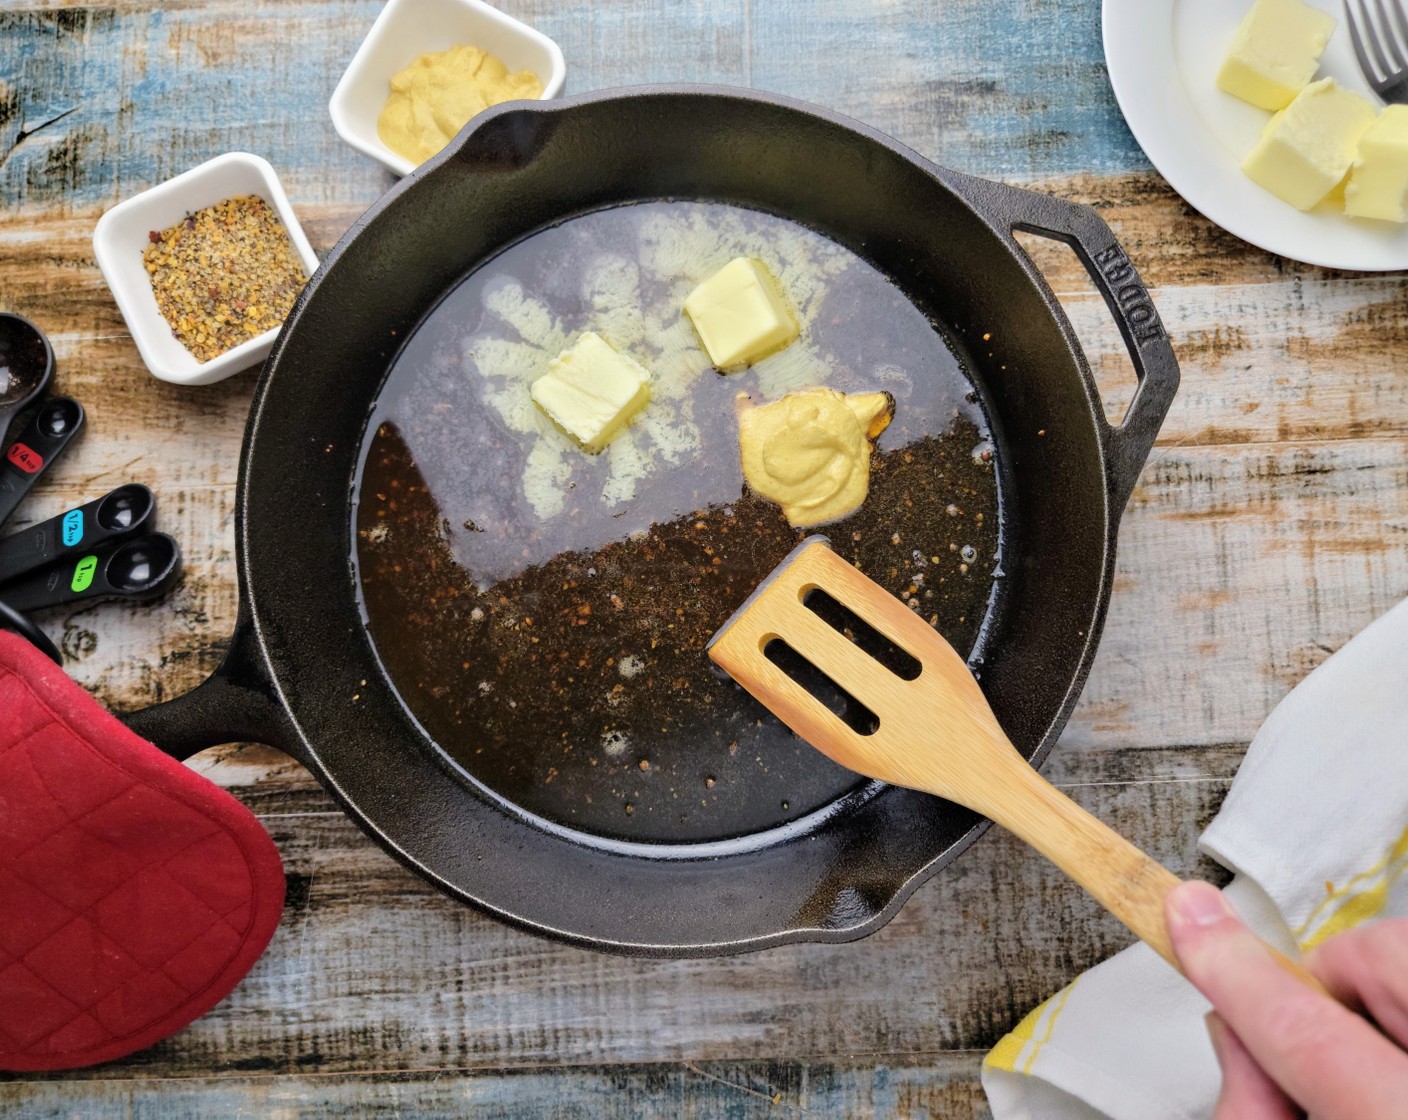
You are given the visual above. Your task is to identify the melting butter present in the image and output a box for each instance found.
[530,332,652,454]
[683,257,799,372]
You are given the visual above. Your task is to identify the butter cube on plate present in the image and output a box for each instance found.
[1217,0,1336,111]
[530,332,651,453]
[1242,79,1376,211]
[1345,105,1408,222]
[683,257,799,372]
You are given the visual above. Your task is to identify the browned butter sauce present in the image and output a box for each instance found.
[354,201,1004,844]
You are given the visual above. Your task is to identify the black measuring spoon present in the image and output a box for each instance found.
[0,396,86,528]
[0,532,181,613]
[0,313,54,446]
[0,484,155,586]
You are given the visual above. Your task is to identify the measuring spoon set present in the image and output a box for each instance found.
[0,313,183,662]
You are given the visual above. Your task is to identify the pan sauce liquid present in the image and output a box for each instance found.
[354,201,1003,844]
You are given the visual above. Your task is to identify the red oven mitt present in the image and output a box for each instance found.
[0,631,285,1071]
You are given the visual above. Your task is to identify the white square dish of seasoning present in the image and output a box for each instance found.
[92,152,320,387]
[329,0,566,178]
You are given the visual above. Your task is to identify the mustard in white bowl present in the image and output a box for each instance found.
[329,0,566,178]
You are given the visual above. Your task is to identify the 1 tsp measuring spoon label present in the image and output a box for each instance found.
[71,554,97,593]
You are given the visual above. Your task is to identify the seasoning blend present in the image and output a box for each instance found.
[142,195,308,363]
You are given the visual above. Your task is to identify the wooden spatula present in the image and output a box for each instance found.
[708,536,1322,987]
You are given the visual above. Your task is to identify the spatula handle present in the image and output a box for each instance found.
[974,756,1182,963]
[977,757,1328,993]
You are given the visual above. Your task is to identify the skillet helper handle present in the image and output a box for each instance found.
[977,754,1330,994]
[120,612,301,764]
[954,174,1180,508]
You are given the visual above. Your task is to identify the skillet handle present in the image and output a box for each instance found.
[120,610,302,764]
[952,173,1180,509]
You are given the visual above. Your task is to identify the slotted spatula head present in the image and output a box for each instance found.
[707,535,1023,814]
[709,537,1332,992]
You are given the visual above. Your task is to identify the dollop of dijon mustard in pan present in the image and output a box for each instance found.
[737,388,894,528]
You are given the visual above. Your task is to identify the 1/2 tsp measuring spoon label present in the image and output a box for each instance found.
[61,509,84,546]
[71,554,97,593]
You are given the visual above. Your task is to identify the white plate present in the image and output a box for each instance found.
[1103,0,1408,271]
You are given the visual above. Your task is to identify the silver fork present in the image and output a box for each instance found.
[1346,0,1408,103]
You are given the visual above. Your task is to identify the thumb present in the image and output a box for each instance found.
[1166,880,1408,1120]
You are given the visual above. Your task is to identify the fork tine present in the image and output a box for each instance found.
[1388,0,1408,70]
[1393,0,1408,40]
[1374,0,1408,71]
[1360,0,1396,80]
[1347,0,1384,84]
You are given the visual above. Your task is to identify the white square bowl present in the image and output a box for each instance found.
[92,153,320,387]
[329,0,566,178]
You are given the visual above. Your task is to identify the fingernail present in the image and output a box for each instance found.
[1170,881,1231,928]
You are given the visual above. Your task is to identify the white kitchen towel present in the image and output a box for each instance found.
[981,595,1408,1120]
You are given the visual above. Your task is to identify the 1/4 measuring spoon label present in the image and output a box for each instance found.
[6,443,43,473]
[71,554,97,593]
[61,509,84,546]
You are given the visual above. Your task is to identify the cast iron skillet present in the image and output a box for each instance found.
[124,86,1178,956]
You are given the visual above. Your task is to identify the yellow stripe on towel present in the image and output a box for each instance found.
[1297,824,1408,950]
[984,977,1079,1074]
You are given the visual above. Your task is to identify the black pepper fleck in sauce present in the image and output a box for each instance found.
[353,202,1004,844]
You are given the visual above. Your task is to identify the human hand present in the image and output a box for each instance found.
[1165,879,1408,1119]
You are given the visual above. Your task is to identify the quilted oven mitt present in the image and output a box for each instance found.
[0,630,285,1071]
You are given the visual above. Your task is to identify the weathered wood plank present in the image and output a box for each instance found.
[0,745,1236,1087]
[8,192,1407,464]
[1003,238,1408,444]
[1089,278,1408,447]
[743,0,1146,180]
[0,0,1144,218]
[3,1055,995,1118]
[1020,173,1374,289]
[1071,438,1408,749]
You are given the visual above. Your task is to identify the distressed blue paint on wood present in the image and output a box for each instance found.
[0,0,1146,219]
[743,0,1147,179]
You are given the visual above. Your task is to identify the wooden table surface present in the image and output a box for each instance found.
[3,1,1406,1115]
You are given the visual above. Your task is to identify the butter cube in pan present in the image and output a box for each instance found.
[1217,0,1336,111]
[1242,79,1376,211]
[684,257,799,372]
[530,332,651,453]
[1345,106,1408,223]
